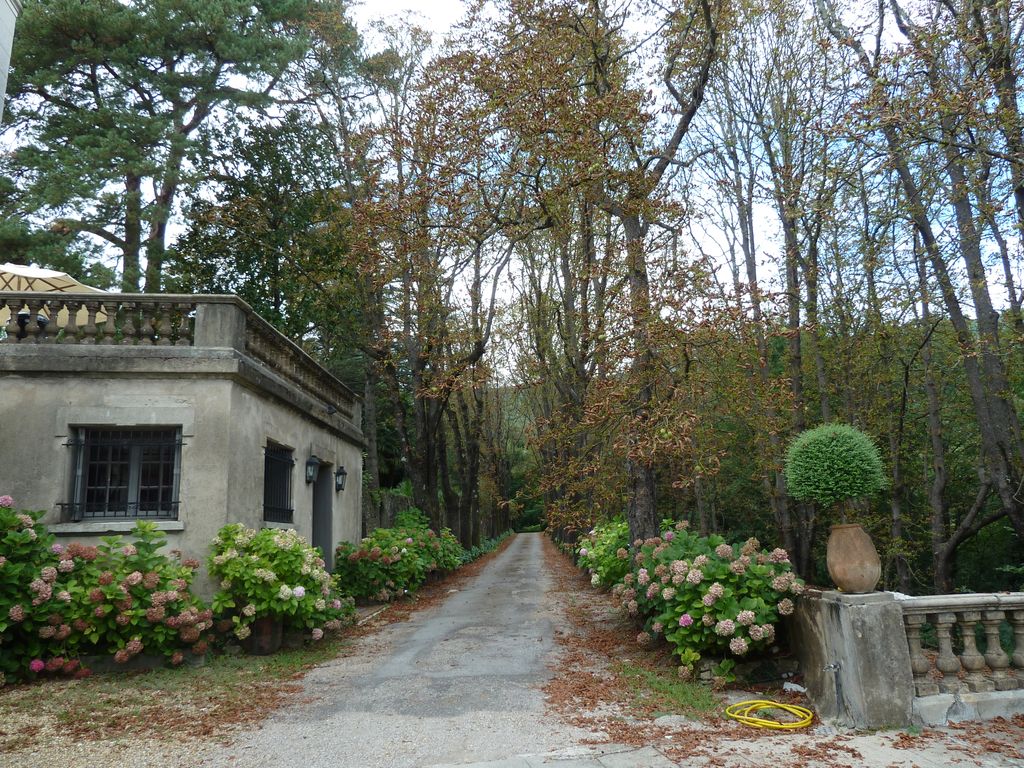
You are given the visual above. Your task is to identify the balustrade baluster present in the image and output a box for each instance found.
[1009,610,1024,686]
[39,300,59,343]
[81,301,99,344]
[982,611,1015,690]
[956,611,994,692]
[99,301,117,344]
[175,303,192,346]
[120,302,138,345]
[3,300,21,342]
[143,303,158,346]
[137,304,156,345]
[904,614,938,696]
[155,304,173,346]
[933,611,965,693]
[23,299,45,343]
[62,300,80,344]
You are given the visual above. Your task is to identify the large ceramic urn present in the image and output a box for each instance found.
[826,523,881,593]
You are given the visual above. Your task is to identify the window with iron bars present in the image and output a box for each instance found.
[263,443,294,523]
[64,427,182,521]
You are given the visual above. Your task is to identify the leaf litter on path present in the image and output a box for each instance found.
[537,535,1024,767]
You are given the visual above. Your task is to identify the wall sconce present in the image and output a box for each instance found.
[334,465,348,492]
[305,455,320,484]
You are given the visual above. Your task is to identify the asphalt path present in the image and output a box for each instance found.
[201,532,587,768]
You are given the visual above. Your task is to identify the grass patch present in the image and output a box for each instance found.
[614,661,720,719]
[0,636,351,747]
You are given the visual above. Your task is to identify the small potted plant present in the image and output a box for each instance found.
[785,423,886,593]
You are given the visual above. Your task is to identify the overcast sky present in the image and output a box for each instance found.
[349,0,468,36]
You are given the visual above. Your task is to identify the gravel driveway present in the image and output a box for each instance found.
[200,532,593,768]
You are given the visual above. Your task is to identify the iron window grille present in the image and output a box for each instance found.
[63,427,182,521]
[263,443,294,523]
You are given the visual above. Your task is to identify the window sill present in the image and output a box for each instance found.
[50,521,185,536]
[261,521,296,530]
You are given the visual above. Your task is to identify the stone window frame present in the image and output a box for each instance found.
[64,425,183,522]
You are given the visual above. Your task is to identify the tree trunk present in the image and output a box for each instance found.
[888,429,911,593]
[730,145,797,561]
[885,121,1022,535]
[917,241,951,593]
[122,174,143,292]
[622,214,659,542]
[872,1,1024,539]
[445,397,471,546]
[695,471,711,535]
[804,232,832,423]
[438,420,460,536]
[936,123,1024,536]
[362,363,382,537]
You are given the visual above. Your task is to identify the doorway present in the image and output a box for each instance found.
[312,464,333,570]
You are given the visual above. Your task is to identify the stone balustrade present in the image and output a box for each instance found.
[0,292,359,425]
[1,293,197,345]
[792,588,1024,728]
[243,310,356,422]
[900,593,1024,697]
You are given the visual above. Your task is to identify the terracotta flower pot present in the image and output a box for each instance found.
[242,616,283,655]
[826,523,881,593]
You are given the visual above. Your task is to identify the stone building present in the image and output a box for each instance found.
[0,292,364,593]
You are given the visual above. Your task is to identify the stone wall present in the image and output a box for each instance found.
[791,589,914,729]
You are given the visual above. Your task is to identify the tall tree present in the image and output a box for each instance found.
[170,115,351,337]
[475,0,724,541]
[346,21,530,540]
[5,0,338,291]
[819,0,1024,562]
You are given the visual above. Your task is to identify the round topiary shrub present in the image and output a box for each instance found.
[784,423,885,509]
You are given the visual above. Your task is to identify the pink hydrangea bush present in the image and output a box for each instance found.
[209,524,354,645]
[1,502,207,685]
[609,522,803,674]
[333,523,463,602]
[0,503,76,684]
[63,521,211,664]
[575,518,631,587]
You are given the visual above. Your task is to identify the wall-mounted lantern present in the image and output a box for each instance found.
[305,455,320,484]
[334,465,348,492]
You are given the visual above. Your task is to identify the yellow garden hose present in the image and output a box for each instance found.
[724,699,814,730]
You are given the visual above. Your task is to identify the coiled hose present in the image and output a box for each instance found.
[724,699,814,730]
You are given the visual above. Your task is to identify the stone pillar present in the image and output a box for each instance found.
[791,589,914,729]
[194,301,247,351]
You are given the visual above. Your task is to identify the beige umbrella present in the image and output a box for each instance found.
[0,262,109,329]
[0,262,109,293]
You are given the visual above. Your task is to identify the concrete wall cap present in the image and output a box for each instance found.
[261,522,299,531]
[818,590,897,606]
[50,520,185,535]
[899,592,1024,615]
